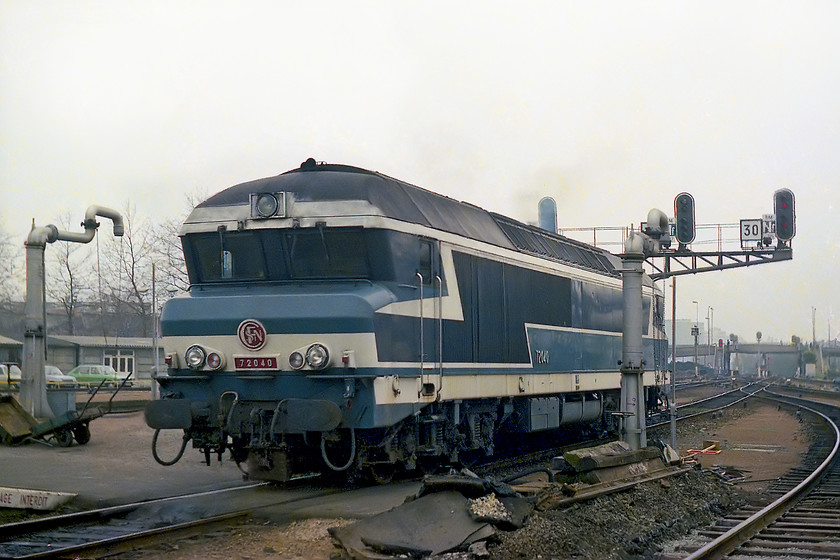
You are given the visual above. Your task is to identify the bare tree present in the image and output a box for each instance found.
[98,204,155,337]
[45,212,93,335]
[151,213,190,297]
[0,227,24,337]
[148,189,204,303]
[0,227,23,308]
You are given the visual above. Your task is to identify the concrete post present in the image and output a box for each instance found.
[620,232,646,450]
[21,234,52,418]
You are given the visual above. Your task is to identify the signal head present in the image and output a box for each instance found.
[674,192,696,244]
[773,188,795,242]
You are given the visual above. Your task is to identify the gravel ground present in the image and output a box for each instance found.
[488,467,749,560]
[102,398,808,560]
[0,389,808,560]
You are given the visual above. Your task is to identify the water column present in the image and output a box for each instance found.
[620,231,647,449]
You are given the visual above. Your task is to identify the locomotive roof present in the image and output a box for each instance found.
[196,159,620,276]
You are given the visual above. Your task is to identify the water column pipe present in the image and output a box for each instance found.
[22,206,124,418]
[620,230,647,450]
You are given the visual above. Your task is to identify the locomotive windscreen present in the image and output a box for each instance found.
[183,227,373,283]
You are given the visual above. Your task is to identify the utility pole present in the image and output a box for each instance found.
[692,300,699,378]
[692,324,699,378]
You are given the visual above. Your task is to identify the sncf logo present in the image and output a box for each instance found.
[237,320,267,351]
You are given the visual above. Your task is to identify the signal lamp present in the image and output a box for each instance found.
[674,192,696,244]
[773,188,796,241]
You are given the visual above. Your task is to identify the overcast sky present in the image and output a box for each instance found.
[1,1,837,343]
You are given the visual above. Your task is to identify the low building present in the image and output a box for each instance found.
[46,336,164,381]
[0,335,22,364]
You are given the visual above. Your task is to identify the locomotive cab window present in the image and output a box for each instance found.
[183,227,371,284]
[418,239,435,285]
[287,229,370,279]
[188,230,268,283]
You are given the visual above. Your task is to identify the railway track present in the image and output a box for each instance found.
[0,381,773,559]
[0,479,338,559]
[664,387,840,559]
[647,381,767,430]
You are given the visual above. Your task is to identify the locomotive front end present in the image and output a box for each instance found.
[145,161,440,481]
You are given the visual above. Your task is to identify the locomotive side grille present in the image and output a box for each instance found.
[492,215,618,276]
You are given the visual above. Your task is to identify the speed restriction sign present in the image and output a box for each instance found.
[740,219,762,242]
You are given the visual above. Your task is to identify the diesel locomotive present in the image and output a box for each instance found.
[146,158,668,482]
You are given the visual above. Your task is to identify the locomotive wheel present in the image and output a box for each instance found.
[367,463,395,485]
[55,429,74,447]
[73,424,91,445]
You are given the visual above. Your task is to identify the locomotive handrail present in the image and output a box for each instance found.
[437,274,443,399]
[417,272,425,387]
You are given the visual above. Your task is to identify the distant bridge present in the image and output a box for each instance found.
[672,343,797,359]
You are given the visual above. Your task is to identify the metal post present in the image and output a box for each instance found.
[670,278,677,449]
[620,232,646,450]
[692,300,699,378]
[151,262,159,400]
[692,325,699,378]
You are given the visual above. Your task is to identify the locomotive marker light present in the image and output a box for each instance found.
[289,351,305,370]
[22,206,124,418]
[205,352,224,370]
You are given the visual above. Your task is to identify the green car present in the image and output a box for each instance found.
[67,364,133,388]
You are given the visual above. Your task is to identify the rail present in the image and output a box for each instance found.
[683,389,840,559]
[0,480,340,559]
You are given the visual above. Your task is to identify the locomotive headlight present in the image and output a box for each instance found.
[255,193,278,217]
[185,345,207,369]
[306,344,330,370]
[250,192,286,218]
[289,351,305,370]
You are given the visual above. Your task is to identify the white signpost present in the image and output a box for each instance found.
[740,219,762,243]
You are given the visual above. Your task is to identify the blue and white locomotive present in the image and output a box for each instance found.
[146,158,668,482]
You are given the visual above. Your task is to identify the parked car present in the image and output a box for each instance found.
[1,364,83,389]
[45,365,79,388]
[67,364,133,388]
[0,364,21,387]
